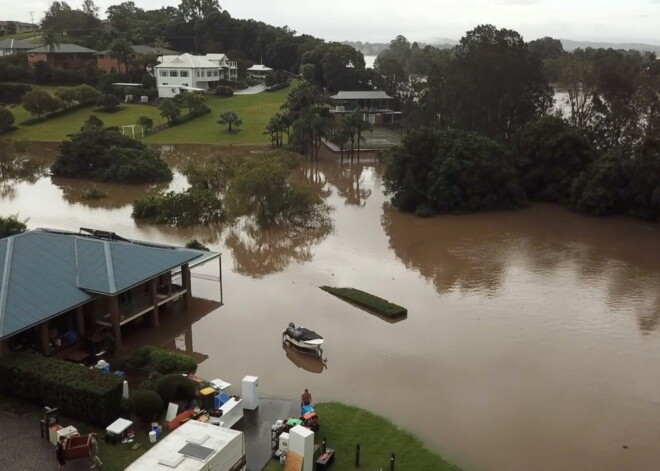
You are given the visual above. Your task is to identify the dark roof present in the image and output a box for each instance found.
[97,44,179,56]
[330,91,393,100]
[0,229,214,340]
[28,43,98,54]
[0,39,34,50]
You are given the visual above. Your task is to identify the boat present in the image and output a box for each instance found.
[282,322,324,357]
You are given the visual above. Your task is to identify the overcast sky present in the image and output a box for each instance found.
[9,0,660,45]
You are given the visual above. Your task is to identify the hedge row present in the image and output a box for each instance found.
[320,286,408,319]
[0,352,123,425]
[127,345,197,374]
[147,107,211,136]
[20,102,90,126]
[266,82,290,92]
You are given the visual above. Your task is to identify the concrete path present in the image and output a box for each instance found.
[234,84,266,95]
[235,398,298,471]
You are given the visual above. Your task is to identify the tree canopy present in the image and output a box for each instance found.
[51,127,172,183]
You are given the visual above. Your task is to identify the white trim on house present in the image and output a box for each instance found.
[155,53,238,98]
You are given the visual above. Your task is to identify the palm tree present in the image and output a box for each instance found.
[41,29,60,63]
[345,109,374,162]
[110,38,133,74]
[310,114,330,160]
[218,111,242,133]
[331,127,351,162]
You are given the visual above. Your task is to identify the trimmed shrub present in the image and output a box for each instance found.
[0,352,123,425]
[213,85,234,97]
[320,286,408,319]
[130,390,165,422]
[155,374,196,404]
[185,239,210,251]
[127,345,197,374]
[0,106,15,133]
[139,372,162,391]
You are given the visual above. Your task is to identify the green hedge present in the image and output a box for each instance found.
[320,286,408,319]
[20,102,90,125]
[127,345,197,374]
[0,352,123,425]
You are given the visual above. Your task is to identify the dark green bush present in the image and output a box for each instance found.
[51,127,173,184]
[213,85,234,97]
[155,374,196,404]
[0,352,123,425]
[132,188,224,227]
[139,372,162,391]
[130,389,165,422]
[185,239,210,251]
[127,346,197,374]
[321,286,408,319]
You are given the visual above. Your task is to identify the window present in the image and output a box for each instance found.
[159,70,167,77]
[213,70,219,77]
[170,70,178,77]
[196,70,201,77]
[206,70,213,77]
[180,70,188,77]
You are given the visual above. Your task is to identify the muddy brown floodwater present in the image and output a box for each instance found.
[2,142,660,471]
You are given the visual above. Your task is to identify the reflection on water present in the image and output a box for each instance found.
[225,219,332,278]
[283,344,327,374]
[2,143,660,471]
[0,141,50,199]
[52,176,170,209]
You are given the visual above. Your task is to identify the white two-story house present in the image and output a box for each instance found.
[155,53,238,98]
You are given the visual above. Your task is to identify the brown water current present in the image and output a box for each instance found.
[2,142,660,471]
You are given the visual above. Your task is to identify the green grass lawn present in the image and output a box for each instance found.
[144,88,289,145]
[3,84,289,145]
[1,31,38,41]
[263,402,462,471]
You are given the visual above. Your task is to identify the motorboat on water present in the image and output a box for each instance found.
[282,322,324,357]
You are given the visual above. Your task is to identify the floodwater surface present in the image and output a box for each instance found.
[1,142,659,471]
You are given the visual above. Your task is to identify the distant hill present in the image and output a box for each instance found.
[344,37,660,56]
[559,39,660,53]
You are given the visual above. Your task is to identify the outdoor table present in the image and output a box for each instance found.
[106,418,133,437]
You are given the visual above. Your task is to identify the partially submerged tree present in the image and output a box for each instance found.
[0,214,27,238]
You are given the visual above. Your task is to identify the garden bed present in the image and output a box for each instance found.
[320,286,407,319]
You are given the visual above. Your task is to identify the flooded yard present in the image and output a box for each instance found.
[1,142,659,471]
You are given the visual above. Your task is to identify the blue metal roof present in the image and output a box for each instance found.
[0,230,212,340]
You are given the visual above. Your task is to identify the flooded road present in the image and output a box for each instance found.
[1,142,660,471]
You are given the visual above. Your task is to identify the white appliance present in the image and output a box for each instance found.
[278,432,290,455]
[57,425,78,441]
[290,425,314,471]
[210,378,231,396]
[241,375,259,410]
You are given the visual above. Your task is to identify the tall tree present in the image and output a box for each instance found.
[425,25,552,140]
[110,38,134,74]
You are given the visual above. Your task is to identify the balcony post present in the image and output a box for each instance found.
[109,295,122,351]
[181,264,192,310]
[38,321,51,355]
[150,279,160,328]
[75,305,85,335]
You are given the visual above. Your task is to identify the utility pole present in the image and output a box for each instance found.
[29,11,35,38]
